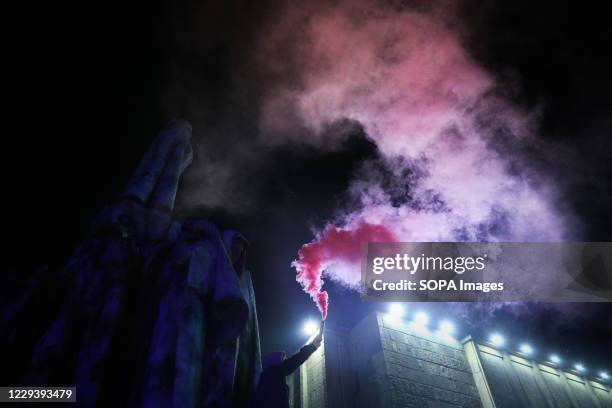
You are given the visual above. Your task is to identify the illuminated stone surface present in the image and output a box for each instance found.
[289,312,611,408]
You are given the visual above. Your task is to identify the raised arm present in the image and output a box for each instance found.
[278,331,322,376]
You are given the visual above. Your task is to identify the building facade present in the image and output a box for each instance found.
[289,312,611,408]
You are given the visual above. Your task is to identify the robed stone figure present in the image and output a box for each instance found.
[5,121,261,407]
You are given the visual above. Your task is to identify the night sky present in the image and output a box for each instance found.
[4,0,612,375]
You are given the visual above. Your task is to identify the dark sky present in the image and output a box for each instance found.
[4,0,612,373]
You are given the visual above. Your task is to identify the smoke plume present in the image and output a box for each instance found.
[253,0,569,317]
[293,222,396,319]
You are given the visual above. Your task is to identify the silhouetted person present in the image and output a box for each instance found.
[252,330,323,408]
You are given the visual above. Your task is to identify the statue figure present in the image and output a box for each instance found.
[15,121,261,407]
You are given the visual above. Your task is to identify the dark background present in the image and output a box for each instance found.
[3,0,611,376]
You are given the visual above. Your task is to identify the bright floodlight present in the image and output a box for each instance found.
[413,311,429,326]
[489,333,505,347]
[600,372,610,380]
[574,363,585,373]
[549,354,561,364]
[303,320,318,336]
[388,303,405,318]
[438,320,455,335]
[519,343,533,355]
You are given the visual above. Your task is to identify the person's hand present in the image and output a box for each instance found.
[122,119,193,210]
[27,120,195,398]
[88,120,193,248]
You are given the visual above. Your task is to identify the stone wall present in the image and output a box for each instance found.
[299,336,327,408]
[291,312,612,408]
[352,313,481,408]
[465,341,612,408]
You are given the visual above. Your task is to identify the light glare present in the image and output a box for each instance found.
[413,311,429,326]
[600,371,609,380]
[549,354,561,364]
[303,320,318,336]
[519,343,533,355]
[388,303,405,318]
[438,320,455,335]
[489,333,505,347]
[574,363,585,373]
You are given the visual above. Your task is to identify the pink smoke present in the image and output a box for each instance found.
[256,0,569,315]
[292,222,396,319]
